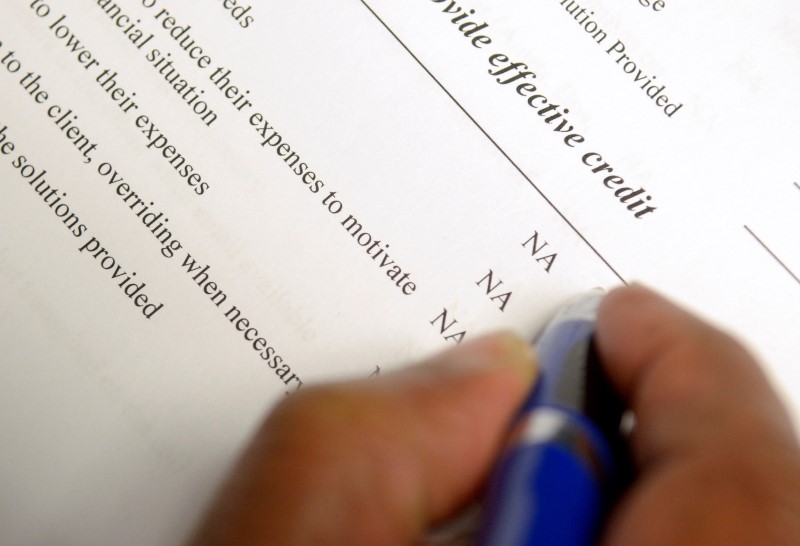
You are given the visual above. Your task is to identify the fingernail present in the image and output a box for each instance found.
[429,332,538,384]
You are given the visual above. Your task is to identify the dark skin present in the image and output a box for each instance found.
[192,285,800,545]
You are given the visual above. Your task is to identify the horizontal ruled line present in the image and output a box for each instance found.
[744,226,800,286]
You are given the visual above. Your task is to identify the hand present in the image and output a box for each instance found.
[191,286,800,545]
[596,286,800,545]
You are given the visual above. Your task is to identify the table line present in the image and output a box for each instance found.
[358,0,627,285]
[744,226,800,286]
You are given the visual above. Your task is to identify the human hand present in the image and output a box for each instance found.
[191,330,536,545]
[191,286,800,545]
[596,286,800,545]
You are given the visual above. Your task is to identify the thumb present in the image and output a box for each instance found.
[191,332,537,546]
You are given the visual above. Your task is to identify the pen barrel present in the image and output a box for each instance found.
[477,407,615,546]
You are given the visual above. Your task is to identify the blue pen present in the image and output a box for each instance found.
[478,290,629,546]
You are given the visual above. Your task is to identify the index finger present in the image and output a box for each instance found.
[595,284,798,466]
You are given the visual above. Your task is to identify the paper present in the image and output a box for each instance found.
[1,1,798,543]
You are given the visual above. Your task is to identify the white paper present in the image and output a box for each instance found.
[1,1,798,543]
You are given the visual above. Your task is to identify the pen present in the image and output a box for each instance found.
[477,290,629,546]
